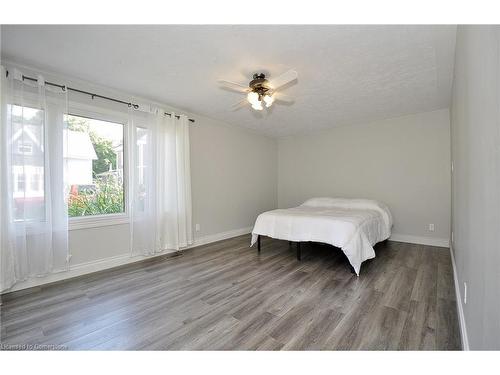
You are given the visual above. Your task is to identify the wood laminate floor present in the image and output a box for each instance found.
[0,235,461,350]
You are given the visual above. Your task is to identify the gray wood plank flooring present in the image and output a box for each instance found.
[0,235,461,350]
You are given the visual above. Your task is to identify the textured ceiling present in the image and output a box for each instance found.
[1,25,456,137]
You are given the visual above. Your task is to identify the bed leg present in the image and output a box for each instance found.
[257,235,261,253]
[296,242,301,261]
[288,241,292,250]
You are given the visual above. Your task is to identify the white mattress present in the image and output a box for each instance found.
[250,198,393,275]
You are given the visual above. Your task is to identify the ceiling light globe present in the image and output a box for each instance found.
[263,94,274,107]
[251,101,263,111]
[247,91,259,105]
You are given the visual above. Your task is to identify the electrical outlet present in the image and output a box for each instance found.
[195,223,201,232]
[428,223,435,232]
[464,282,467,304]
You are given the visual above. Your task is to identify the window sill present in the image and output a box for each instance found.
[69,214,129,231]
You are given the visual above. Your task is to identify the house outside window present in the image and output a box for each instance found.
[10,105,45,221]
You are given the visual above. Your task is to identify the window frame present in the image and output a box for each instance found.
[66,102,130,231]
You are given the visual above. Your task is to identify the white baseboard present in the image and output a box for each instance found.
[4,226,253,294]
[5,252,173,293]
[449,246,469,350]
[389,233,450,248]
[192,226,252,247]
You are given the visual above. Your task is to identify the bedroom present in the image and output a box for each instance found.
[0,0,499,372]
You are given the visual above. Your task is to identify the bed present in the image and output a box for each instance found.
[250,197,393,275]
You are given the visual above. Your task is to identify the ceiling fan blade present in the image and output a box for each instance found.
[230,99,248,111]
[217,80,249,93]
[273,92,295,103]
[268,70,298,90]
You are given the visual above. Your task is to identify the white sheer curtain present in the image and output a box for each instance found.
[129,109,193,255]
[0,67,69,292]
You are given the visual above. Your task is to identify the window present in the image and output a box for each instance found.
[65,114,125,218]
[18,142,33,155]
[10,105,46,222]
[16,173,26,191]
[30,171,43,192]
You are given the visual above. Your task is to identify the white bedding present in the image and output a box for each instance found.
[250,198,393,275]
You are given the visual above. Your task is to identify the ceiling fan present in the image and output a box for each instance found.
[218,70,298,111]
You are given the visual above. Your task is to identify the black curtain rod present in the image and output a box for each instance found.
[5,70,195,123]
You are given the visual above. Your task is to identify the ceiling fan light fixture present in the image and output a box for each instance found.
[220,70,297,112]
[247,91,260,105]
[263,94,274,108]
[251,101,263,111]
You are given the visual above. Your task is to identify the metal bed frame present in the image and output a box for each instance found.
[256,234,302,260]
[256,234,359,274]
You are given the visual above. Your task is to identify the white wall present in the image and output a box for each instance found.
[278,109,451,244]
[190,117,277,238]
[450,25,500,350]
